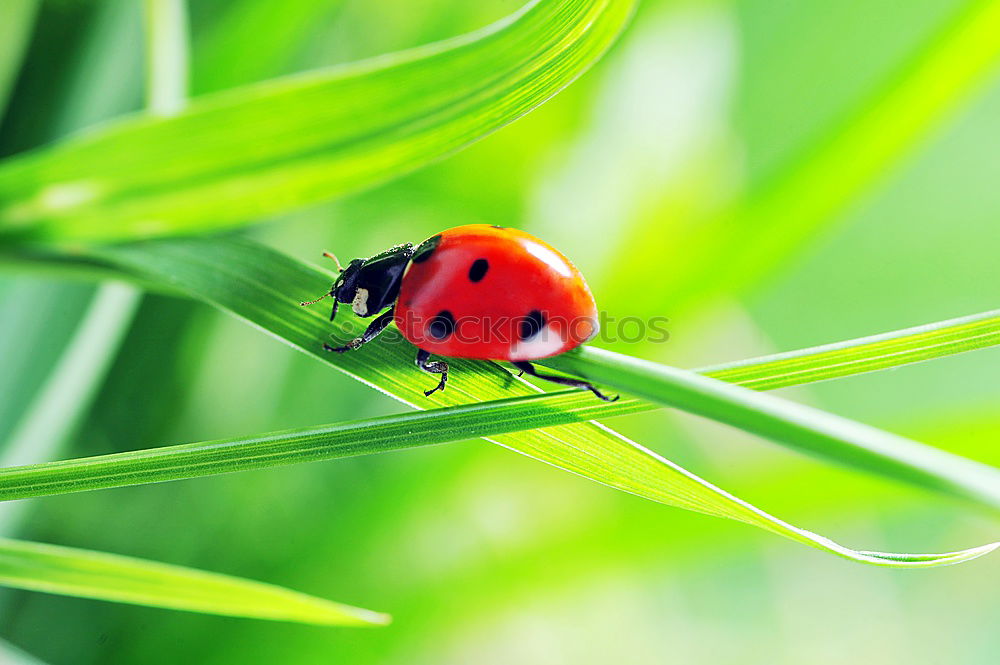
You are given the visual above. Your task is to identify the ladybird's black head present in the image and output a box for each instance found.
[329,244,415,318]
[332,258,365,305]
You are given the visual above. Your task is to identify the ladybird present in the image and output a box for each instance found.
[301,224,615,401]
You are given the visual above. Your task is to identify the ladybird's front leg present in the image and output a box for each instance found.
[324,308,395,353]
[415,349,448,396]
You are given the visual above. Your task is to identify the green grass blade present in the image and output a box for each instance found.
[61,236,996,567]
[0,0,636,241]
[0,391,645,500]
[0,537,389,625]
[698,309,1000,390]
[544,346,1000,510]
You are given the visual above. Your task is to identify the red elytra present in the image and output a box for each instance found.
[394,224,599,360]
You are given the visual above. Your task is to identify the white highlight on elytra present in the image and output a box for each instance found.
[352,288,370,316]
[509,324,566,361]
[524,243,573,278]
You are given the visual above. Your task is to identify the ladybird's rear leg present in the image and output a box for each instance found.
[511,361,618,402]
[324,308,395,353]
[415,349,448,396]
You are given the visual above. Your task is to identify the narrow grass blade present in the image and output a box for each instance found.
[0,0,636,241]
[698,309,1000,390]
[0,391,644,501]
[0,537,388,625]
[544,346,1000,510]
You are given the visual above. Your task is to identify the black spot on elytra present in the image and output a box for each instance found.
[428,310,456,340]
[519,310,546,340]
[468,258,489,282]
[411,234,442,263]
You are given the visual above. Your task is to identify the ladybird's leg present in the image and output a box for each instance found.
[511,361,618,402]
[415,349,448,396]
[324,308,394,353]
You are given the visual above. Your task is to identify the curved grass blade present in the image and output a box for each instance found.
[0,537,388,625]
[0,0,636,241]
[544,346,1000,510]
[67,236,997,567]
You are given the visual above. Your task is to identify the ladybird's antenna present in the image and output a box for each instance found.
[322,251,344,272]
[300,292,332,307]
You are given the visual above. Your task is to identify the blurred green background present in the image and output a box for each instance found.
[2,0,1000,662]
